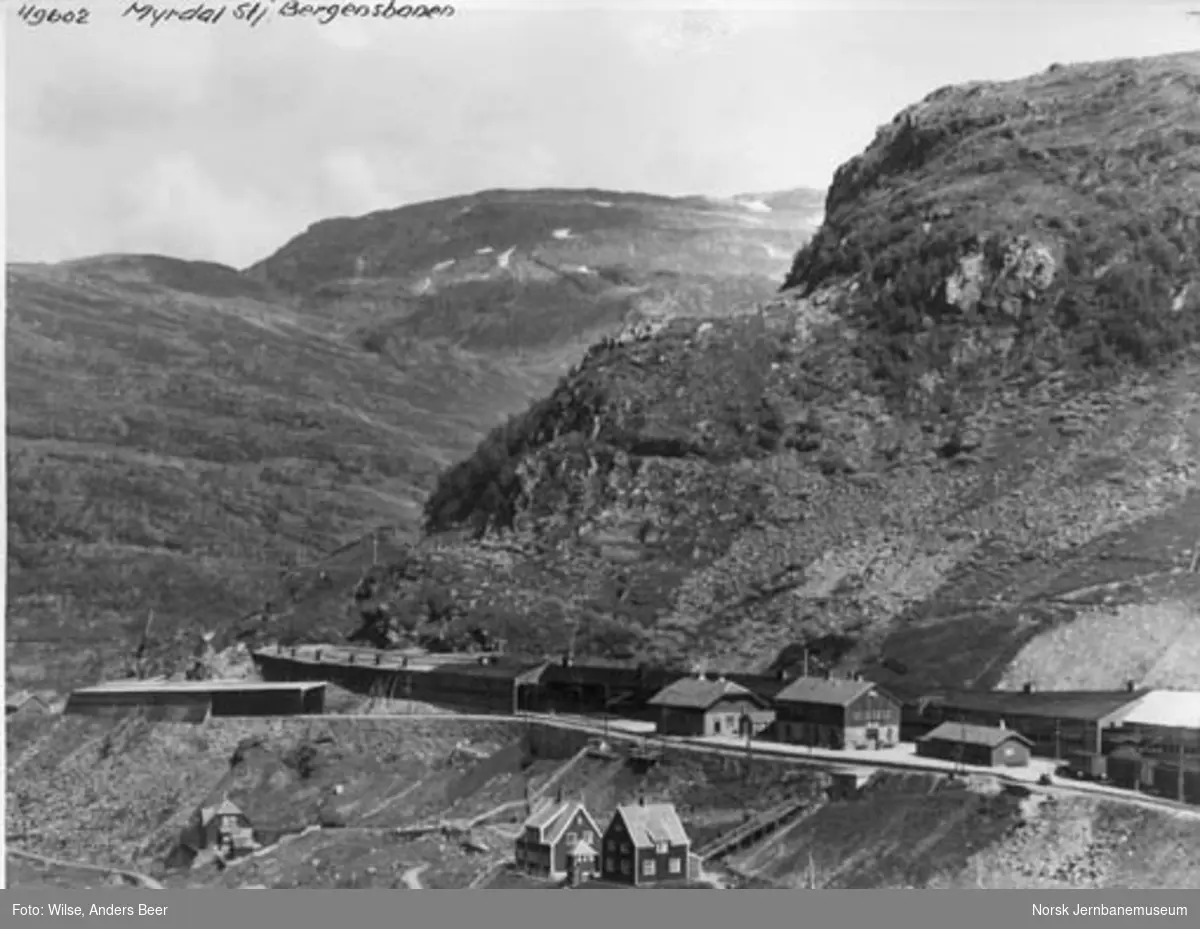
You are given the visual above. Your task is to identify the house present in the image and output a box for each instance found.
[774,675,901,750]
[6,689,51,717]
[647,673,776,738]
[200,799,256,857]
[599,799,690,886]
[514,798,602,881]
[915,721,1033,768]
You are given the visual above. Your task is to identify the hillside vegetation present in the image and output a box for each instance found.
[6,188,819,689]
[269,52,1200,690]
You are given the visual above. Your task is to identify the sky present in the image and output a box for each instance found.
[7,0,1200,268]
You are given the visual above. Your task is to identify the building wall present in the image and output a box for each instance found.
[64,691,212,722]
[657,707,706,737]
[634,842,689,884]
[916,738,1030,767]
[776,719,845,749]
[515,839,552,873]
[551,809,601,875]
[846,690,902,737]
[600,816,635,884]
[701,697,769,738]
[211,689,312,717]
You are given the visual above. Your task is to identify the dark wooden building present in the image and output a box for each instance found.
[907,686,1146,757]
[600,800,691,886]
[647,674,775,738]
[514,799,602,882]
[916,722,1033,768]
[774,675,901,750]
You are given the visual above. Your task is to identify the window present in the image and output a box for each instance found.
[642,859,656,877]
[566,832,576,845]
[714,720,722,734]
[620,842,630,854]
[621,859,631,875]
[606,839,616,852]
[583,831,593,844]
[669,857,682,875]
[655,841,668,855]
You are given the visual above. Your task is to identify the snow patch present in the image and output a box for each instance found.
[552,228,573,240]
[475,246,494,255]
[592,200,614,208]
[497,246,515,269]
[738,198,772,213]
[432,259,455,272]
[575,265,594,275]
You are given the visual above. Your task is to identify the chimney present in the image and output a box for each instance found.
[638,795,646,807]
[1126,680,1135,693]
[777,667,791,682]
[998,718,1006,730]
[853,672,863,682]
[1022,681,1034,694]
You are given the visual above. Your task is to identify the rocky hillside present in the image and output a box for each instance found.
[7,188,820,689]
[258,51,1200,690]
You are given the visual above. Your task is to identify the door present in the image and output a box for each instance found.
[866,727,879,749]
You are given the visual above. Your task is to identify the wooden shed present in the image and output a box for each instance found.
[916,722,1032,768]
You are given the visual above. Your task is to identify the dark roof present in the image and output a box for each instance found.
[919,722,1033,749]
[921,688,1148,723]
[647,677,758,710]
[774,676,890,707]
[426,659,546,682]
[725,674,793,701]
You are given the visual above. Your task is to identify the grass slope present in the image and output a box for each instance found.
[288,51,1200,691]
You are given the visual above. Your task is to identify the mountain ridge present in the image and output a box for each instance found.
[6,185,821,688]
[240,51,1200,694]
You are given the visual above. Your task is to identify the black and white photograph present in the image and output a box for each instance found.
[6,0,1200,896]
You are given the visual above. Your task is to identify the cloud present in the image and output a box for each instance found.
[323,150,392,215]
[108,154,291,266]
[9,5,1200,266]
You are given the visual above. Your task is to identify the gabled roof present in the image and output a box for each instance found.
[774,676,886,707]
[648,676,759,710]
[6,689,41,710]
[917,688,1148,724]
[524,798,568,831]
[524,800,601,847]
[201,798,245,824]
[919,722,1032,749]
[611,803,689,849]
[1114,689,1200,729]
[569,838,597,858]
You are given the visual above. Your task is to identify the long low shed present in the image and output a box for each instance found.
[64,680,327,720]
[908,688,1148,756]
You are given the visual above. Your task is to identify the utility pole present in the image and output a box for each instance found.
[1055,720,1062,761]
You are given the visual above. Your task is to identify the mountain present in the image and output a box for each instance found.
[5,187,821,688]
[249,51,1200,693]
